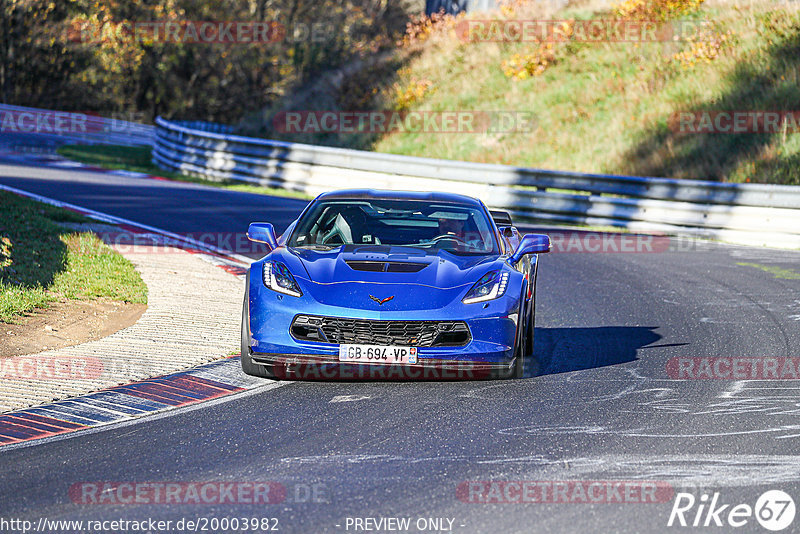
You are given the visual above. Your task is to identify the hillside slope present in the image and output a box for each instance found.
[258,0,800,185]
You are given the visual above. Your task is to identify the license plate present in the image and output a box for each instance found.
[338,344,418,365]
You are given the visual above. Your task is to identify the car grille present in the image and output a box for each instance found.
[290,315,471,347]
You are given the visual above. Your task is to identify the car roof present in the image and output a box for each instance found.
[315,189,484,208]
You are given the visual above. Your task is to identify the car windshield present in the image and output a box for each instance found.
[288,198,499,255]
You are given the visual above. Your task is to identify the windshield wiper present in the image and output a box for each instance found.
[293,244,337,251]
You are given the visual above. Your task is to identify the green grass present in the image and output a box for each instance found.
[57,145,312,200]
[0,191,148,323]
[737,262,800,279]
[373,3,800,184]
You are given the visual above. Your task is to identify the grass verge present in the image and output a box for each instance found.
[56,144,312,200]
[0,191,148,323]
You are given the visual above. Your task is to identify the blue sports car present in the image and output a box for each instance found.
[241,189,550,380]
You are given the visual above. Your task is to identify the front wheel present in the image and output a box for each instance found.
[241,289,275,379]
[509,285,529,379]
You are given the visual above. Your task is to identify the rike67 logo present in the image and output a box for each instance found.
[668,490,795,531]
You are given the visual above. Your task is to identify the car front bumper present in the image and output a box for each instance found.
[245,267,524,373]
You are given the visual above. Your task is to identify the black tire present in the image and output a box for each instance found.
[240,286,275,379]
[525,299,538,376]
[526,290,534,355]
[526,265,539,376]
[509,284,529,379]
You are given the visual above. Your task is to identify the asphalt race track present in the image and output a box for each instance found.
[2,151,800,533]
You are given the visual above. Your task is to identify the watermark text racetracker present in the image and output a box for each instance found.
[667,357,800,380]
[670,111,800,134]
[456,19,715,43]
[65,19,350,46]
[0,109,147,136]
[73,231,695,256]
[81,231,272,256]
[457,480,674,504]
[272,111,536,134]
[274,360,496,381]
[0,355,103,381]
[69,481,327,505]
[67,20,286,45]
[547,231,680,253]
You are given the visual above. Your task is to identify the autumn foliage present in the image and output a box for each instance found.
[0,0,410,122]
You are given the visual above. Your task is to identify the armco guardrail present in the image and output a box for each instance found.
[153,117,800,248]
[0,104,154,146]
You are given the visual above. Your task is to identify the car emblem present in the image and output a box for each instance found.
[369,295,394,305]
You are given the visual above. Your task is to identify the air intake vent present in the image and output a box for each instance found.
[386,262,428,273]
[345,261,385,272]
[346,261,428,273]
[291,316,471,347]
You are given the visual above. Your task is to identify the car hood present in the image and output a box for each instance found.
[270,245,503,312]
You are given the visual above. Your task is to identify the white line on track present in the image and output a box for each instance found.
[329,395,371,403]
[0,182,253,265]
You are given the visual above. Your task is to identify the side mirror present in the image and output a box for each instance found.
[509,233,550,264]
[498,226,515,238]
[247,222,278,250]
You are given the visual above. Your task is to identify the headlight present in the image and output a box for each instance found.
[462,270,509,304]
[262,261,302,297]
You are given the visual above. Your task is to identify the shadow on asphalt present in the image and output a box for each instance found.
[529,326,662,377]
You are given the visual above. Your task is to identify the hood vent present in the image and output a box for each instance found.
[346,261,428,273]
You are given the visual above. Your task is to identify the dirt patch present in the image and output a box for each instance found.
[0,299,146,358]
